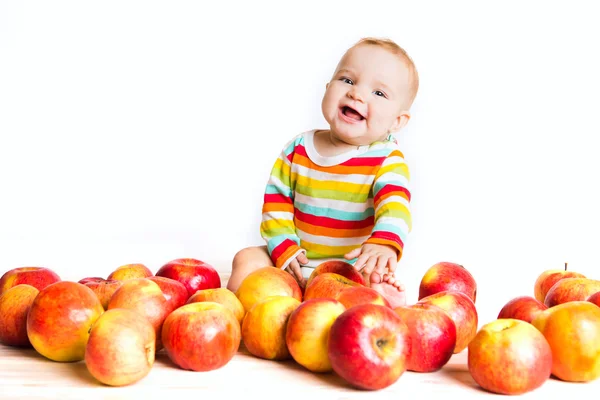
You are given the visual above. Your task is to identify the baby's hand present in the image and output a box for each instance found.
[344,244,397,279]
[285,252,309,287]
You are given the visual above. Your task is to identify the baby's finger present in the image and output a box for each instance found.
[353,254,370,271]
[293,262,306,286]
[297,253,309,265]
[363,257,378,276]
[344,248,361,260]
[387,257,397,273]
[375,256,388,275]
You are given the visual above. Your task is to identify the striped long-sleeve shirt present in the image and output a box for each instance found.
[260,130,412,270]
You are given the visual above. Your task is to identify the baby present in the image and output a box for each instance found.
[227,37,419,308]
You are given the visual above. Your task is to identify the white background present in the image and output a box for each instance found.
[1,0,599,323]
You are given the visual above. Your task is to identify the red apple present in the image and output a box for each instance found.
[85,308,156,386]
[26,281,104,362]
[0,267,60,295]
[328,303,411,390]
[162,301,241,371]
[544,277,600,307]
[107,263,153,281]
[533,263,586,303]
[82,278,123,310]
[417,290,478,353]
[0,284,39,347]
[306,260,365,287]
[335,285,391,309]
[394,302,456,372]
[107,278,170,351]
[468,318,552,395]
[497,296,548,323]
[235,266,302,313]
[532,301,600,382]
[78,277,105,285]
[587,291,600,307]
[304,272,361,301]
[285,298,347,373]
[418,261,477,303]
[186,287,245,325]
[147,276,188,313]
[155,258,221,298]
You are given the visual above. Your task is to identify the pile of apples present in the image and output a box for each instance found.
[482,262,600,394]
[0,258,599,395]
[234,260,479,391]
[0,258,226,386]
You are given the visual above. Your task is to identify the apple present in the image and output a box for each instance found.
[544,277,600,307]
[78,277,105,285]
[155,258,221,298]
[0,284,39,347]
[533,263,586,303]
[285,298,346,373]
[241,295,301,361]
[468,318,552,395]
[335,286,391,309]
[587,291,600,307]
[26,281,104,362]
[303,272,361,301]
[81,278,123,310]
[394,302,456,372]
[107,278,170,351]
[162,302,241,371]
[0,267,60,295]
[85,308,156,386]
[107,263,153,281]
[497,296,548,323]
[418,261,477,303]
[532,301,600,382]
[417,290,478,353]
[306,260,365,287]
[186,287,245,325]
[328,303,411,390]
[147,276,188,313]
[235,266,302,313]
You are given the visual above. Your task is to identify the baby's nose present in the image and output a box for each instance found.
[348,86,365,102]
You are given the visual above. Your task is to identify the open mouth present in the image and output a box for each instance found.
[341,106,365,121]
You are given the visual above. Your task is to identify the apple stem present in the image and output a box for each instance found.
[565,262,568,271]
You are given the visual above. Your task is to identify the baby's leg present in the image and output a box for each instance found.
[226,245,273,293]
[368,272,406,309]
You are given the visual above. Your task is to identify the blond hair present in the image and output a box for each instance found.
[350,37,419,109]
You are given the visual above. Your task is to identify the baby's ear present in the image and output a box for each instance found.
[389,110,411,133]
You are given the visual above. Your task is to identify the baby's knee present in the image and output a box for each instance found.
[231,246,272,271]
[231,247,254,269]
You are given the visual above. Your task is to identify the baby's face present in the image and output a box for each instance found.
[321,44,412,146]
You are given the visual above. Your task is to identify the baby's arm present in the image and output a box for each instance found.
[260,138,306,274]
[346,149,412,277]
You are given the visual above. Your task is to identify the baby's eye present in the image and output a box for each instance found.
[341,77,353,85]
[373,90,386,98]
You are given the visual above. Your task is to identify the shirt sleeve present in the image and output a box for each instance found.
[364,149,412,261]
[259,139,305,269]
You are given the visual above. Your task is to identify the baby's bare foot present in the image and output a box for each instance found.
[369,273,406,308]
[365,270,382,284]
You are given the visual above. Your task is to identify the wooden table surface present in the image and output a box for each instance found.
[2,343,598,400]
[1,274,599,399]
